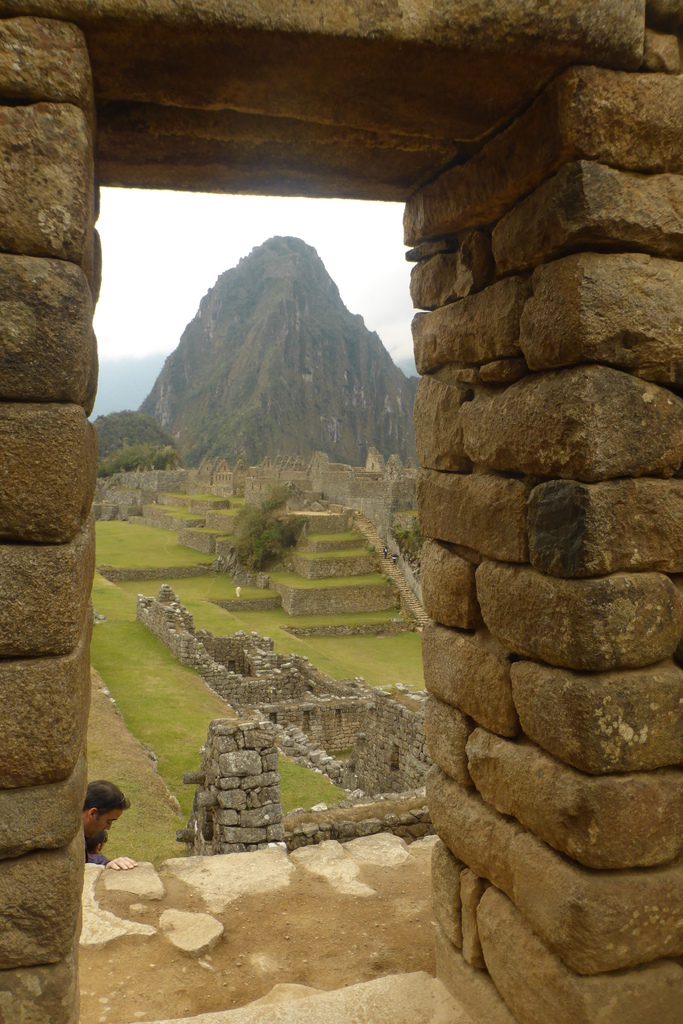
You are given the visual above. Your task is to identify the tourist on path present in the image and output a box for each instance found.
[83,779,138,870]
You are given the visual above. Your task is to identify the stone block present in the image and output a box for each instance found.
[433,921,517,1024]
[0,517,95,658]
[83,327,98,418]
[427,767,523,898]
[648,0,683,30]
[159,908,224,957]
[221,827,267,844]
[215,809,238,826]
[528,478,683,577]
[431,840,464,948]
[478,886,683,1024]
[0,103,93,269]
[0,832,83,969]
[0,948,78,1024]
[421,540,481,629]
[429,767,683,974]
[424,695,474,787]
[409,231,493,309]
[217,750,262,777]
[0,754,86,861]
[0,618,91,788]
[240,805,282,828]
[0,255,94,405]
[412,276,528,373]
[417,469,531,563]
[413,375,472,472]
[520,253,683,385]
[0,18,92,113]
[422,623,518,736]
[461,365,683,482]
[478,357,528,383]
[404,67,683,244]
[643,27,681,71]
[510,659,683,774]
[466,728,683,869]
[493,160,683,275]
[477,561,683,672]
[0,403,97,542]
[460,869,489,969]
[216,789,247,811]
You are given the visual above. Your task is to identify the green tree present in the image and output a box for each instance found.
[233,486,305,570]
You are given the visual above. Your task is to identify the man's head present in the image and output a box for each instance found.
[82,780,130,837]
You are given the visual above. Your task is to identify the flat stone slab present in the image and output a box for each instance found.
[101,861,165,900]
[81,865,156,949]
[344,833,412,868]
[135,971,463,1023]
[289,840,376,897]
[159,908,224,956]
[161,848,294,913]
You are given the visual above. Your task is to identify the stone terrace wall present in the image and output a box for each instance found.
[98,564,210,582]
[180,719,284,854]
[408,56,683,1024]
[291,552,379,579]
[273,580,398,615]
[284,800,432,851]
[345,690,431,794]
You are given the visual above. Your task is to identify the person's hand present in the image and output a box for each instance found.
[105,856,138,871]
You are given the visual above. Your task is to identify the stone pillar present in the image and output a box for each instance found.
[408,60,683,1024]
[0,18,98,1024]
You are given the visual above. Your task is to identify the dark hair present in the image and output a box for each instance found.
[83,780,130,814]
[86,830,108,852]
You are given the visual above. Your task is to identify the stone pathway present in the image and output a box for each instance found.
[351,510,430,627]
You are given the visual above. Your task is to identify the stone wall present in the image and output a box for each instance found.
[0,18,98,1023]
[98,564,211,582]
[409,54,683,1023]
[291,552,379,579]
[283,800,432,850]
[345,690,431,794]
[272,579,398,615]
[179,719,284,854]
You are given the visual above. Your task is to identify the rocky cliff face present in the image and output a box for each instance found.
[140,236,416,466]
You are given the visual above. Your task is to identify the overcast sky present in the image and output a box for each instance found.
[94,188,416,370]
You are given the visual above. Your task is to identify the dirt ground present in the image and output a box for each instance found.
[83,677,437,1023]
[80,844,437,1024]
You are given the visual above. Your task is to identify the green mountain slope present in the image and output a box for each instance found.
[140,236,417,466]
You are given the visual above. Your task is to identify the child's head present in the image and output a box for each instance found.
[86,829,108,854]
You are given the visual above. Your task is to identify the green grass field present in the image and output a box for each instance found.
[294,548,370,560]
[96,521,212,568]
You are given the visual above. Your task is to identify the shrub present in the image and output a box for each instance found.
[97,442,184,477]
[234,486,305,570]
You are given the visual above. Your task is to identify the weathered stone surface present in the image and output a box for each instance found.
[477,561,683,671]
[290,841,375,897]
[345,833,412,867]
[161,848,294,913]
[429,767,683,974]
[493,160,683,275]
[424,695,474,787]
[431,840,463,948]
[159,908,224,956]
[0,948,78,1024]
[412,276,528,374]
[0,403,97,542]
[0,255,94,405]
[405,236,461,262]
[478,357,527,383]
[218,750,262,777]
[422,623,518,736]
[409,231,493,309]
[0,833,83,969]
[417,469,531,563]
[0,17,93,112]
[510,659,683,774]
[466,728,683,868]
[413,375,472,472]
[0,754,86,860]
[101,862,165,900]
[643,27,681,71]
[0,103,93,268]
[648,0,683,30]
[81,864,156,948]
[428,767,523,897]
[434,921,517,1024]
[421,540,481,629]
[478,886,683,1024]
[405,66,683,244]
[0,618,91,788]
[460,869,488,969]
[461,365,683,482]
[0,517,95,658]
[520,252,683,385]
[528,477,683,577]
[83,326,99,417]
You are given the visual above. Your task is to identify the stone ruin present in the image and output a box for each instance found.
[2,4,683,1023]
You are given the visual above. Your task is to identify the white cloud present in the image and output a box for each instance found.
[94,189,415,365]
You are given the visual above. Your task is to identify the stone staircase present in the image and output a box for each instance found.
[351,511,430,628]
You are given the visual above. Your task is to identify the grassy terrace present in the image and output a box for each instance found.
[294,548,370,560]
[95,521,211,568]
[269,571,388,589]
[304,531,362,543]
[144,504,207,520]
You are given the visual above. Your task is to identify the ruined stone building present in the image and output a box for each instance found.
[1,2,682,1022]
